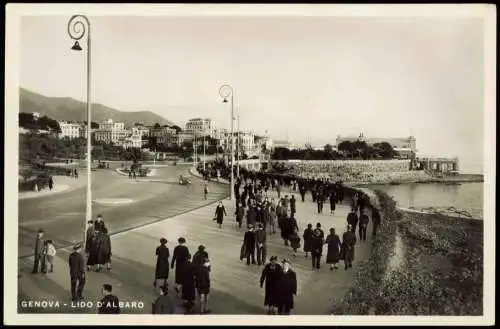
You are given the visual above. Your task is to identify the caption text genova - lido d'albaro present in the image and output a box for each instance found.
[20,300,145,309]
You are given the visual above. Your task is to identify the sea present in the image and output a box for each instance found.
[368,182,484,220]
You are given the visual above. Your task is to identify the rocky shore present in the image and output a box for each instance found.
[348,173,484,187]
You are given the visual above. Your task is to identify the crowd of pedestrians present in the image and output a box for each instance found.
[29,160,381,316]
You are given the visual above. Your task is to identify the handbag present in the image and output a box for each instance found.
[239,243,246,260]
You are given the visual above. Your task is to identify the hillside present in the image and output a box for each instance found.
[19,88,175,128]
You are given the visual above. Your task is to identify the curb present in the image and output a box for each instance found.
[189,167,231,186]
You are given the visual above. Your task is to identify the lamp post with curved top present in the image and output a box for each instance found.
[219,84,235,201]
[68,15,92,243]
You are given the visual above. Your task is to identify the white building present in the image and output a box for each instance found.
[96,118,128,144]
[185,118,217,138]
[58,121,82,139]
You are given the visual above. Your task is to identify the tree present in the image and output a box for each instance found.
[337,141,354,158]
[171,125,182,134]
[373,142,398,159]
[324,144,334,153]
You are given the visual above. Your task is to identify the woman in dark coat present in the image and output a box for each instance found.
[171,237,190,295]
[259,256,283,315]
[329,191,337,214]
[87,229,101,271]
[302,223,314,258]
[281,216,299,246]
[276,259,297,315]
[154,238,170,290]
[181,255,197,313]
[214,201,227,229]
[99,227,112,271]
[325,228,342,270]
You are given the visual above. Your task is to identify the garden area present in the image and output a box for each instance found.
[331,190,483,315]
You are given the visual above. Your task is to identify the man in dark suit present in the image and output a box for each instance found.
[32,228,46,274]
[68,243,86,301]
[243,225,256,266]
[98,284,120,314]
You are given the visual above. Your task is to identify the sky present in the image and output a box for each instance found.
[20,15,486,173]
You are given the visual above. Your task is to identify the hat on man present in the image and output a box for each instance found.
[282,258,290,264]
[38,228,44,233]
[73,242,82,250]
[270,255,278,262]
[198,245,206,251]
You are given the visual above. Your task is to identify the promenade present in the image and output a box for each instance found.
[18,177,374,315]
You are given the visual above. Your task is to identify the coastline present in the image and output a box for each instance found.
[348,173,484,187]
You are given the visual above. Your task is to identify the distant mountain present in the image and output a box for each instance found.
[19,88,175,128]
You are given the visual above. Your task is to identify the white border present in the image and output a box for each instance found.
[4,3,496,326]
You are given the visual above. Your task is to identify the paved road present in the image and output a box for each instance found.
[18,164,229,257]
[18,184,374,315]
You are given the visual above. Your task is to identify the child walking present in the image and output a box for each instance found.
[44,240,56,273]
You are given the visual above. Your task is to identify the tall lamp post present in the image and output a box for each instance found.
[68,15,92,244]
[219,84,235,201]
[236,115,240,179]
[203,120,206,171]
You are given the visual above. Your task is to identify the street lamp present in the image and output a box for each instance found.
[219,84,235,201]
[203,119,206,172]
[68,15,92,244]
[237,115,240,179]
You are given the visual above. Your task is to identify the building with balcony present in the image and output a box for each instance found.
[58,121,82,139]
[185,118,217,138]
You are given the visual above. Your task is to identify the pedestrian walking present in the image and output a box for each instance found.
[203,183,209,200]
[87,229,100,271]
[85,220,94,256]
[325,228,342,270]
[260,256,282,315]
[196,257,211,314]
[269,204,277,235]
[346,208,359,233]
[276,259,297,315]
[74,168,78,179]
[98,284,120,314]
[243,225,257,266]
[181,254,197,313]
[310,223,325,270]
[235,202,245,229]
[94,214,106,232]
[358,210,370,242]
[192,245,209,271]
[214,201,227,229]
[281,216,299,247]
[289,230,301,258]
[48,176,54,191]
[255,223,267,266]
[44,240,56,273]
[299,184,306,202]
[152,285,174,314]
[31,228,46,274]
[317,193,324,214]
[290,195,296,217]
[99,227,112,271]
[171,237,191,296]
[302,223,314,259]
[341,225,357,270]
[329,191,336,215]
[154,238,170,292]
[68,243,85,301]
